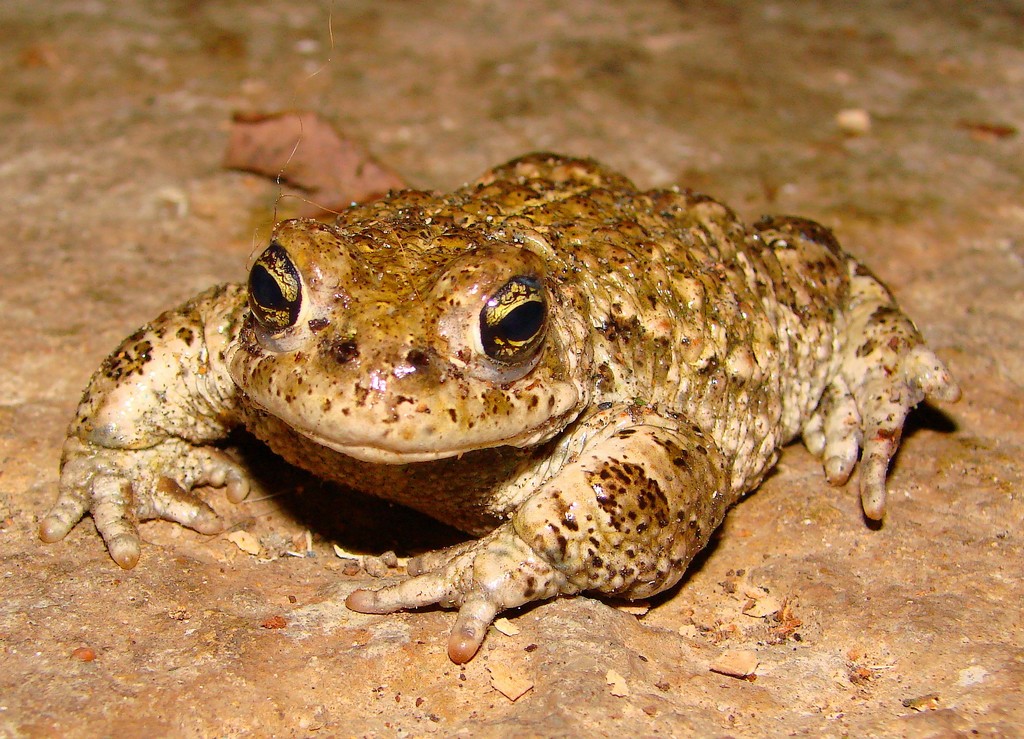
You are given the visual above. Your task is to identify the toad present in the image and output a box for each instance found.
[41,153,960,662]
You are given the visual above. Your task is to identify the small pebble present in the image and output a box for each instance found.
[836,108,872,135]
[70,646,96,662]
[362,556,390,578]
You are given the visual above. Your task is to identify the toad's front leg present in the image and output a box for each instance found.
[39,285,249,568]
[347,409,730,663]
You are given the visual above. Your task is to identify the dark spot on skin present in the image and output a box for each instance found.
[524,576,537,598]
[102,335,156,380]
[331,339,359,364]
[308,317,330,332]
[135,340,153,361]
[448,408,457,422]
[175,326,195,345]
[856,339,877,358]
[698,354,720,376]
[870,306,899,323]
[556,534,568,558]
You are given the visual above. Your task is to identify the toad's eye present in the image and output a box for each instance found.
[248,242,302,332]
[480,276,547,365]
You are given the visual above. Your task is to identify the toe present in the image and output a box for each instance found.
[903,346,961,403]
[448,597,499,663]
[106,532,142,569]
[197,450,251,503]
[150,478,224,534]
[858,421,906,520]
[38,496,88,543]
[89,474,145,567]
[346,572,454,614]
[801,413,826,457]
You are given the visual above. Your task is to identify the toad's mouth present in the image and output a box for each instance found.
[292,425,491,465]
[242,389,586,466]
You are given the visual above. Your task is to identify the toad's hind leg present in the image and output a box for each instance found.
[827,263,960,519]
[347,408,732,663]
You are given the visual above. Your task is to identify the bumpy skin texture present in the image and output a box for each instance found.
[42,154,960,663]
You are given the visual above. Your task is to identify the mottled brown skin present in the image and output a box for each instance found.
[41,154,959,663]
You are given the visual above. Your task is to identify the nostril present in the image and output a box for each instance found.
[405,348,431,369]
[331,339,359,364]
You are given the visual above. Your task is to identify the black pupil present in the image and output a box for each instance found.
[248,242,301,331]
[500,301,544,341]
[249,264,285,310]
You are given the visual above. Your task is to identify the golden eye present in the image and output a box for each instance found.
[248,242,302,332]
[479,276,547,365]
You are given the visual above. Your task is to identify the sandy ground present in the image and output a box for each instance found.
[2,1,1022,736]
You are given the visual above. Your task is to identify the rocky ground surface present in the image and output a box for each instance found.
[1,1,1022,736]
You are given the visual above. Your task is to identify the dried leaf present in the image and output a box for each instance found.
[226,530,261,556]
[606,669,629,697]
[902,693,940,711]
[492,617,520,636]
[957,120,1018,141]
[740,585,781,618]
[487,663,533,702]
[677,623,699,639]
[710,649,759,678]
[224,111,406,215]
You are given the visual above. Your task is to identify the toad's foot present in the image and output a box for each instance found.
[802,264,960,519]
[804,346,959,513]
[40,437,249,568]
[346,527,572,663]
